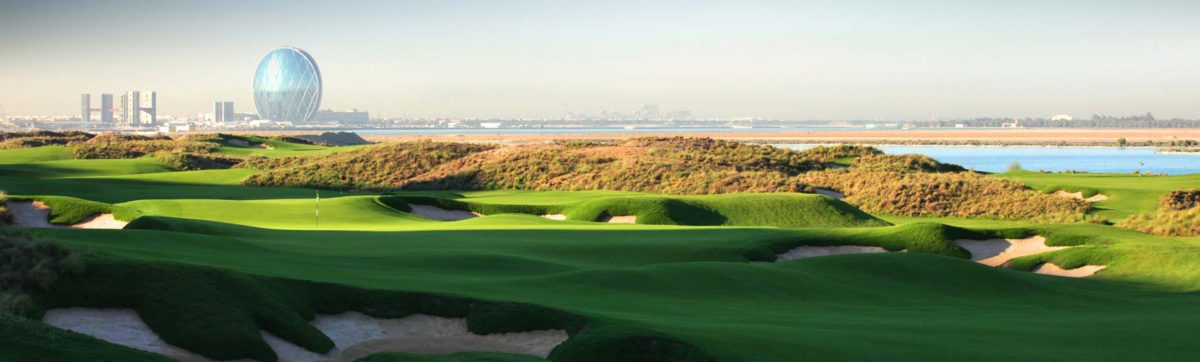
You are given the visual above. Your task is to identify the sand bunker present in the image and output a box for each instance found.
[43,309,566,362]
[1032,263,1107,278]
[5,201,126,229]
[541,214,567,220]
[599,215,637,224]
[777,245,890,260]
[407,204,481,221]
[43,308,210,362]
[1052,190,1108,202]
[814,188,846,200]
[954,236,1068,267]
[228,139,273,149]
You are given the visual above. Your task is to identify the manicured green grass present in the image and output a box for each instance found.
[212,135,365,158]
[997,170,1200,220]
[0,146,75,165]
[6,145,1200,361]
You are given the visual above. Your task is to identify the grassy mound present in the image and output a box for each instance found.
[803,169,1091,222]
[381,193,888,228]
[851,154,967,172]
[0,131,93,149]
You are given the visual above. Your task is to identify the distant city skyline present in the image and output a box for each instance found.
[2,0,1199,120]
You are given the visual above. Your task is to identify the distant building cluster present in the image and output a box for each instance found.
[79,91,156,128]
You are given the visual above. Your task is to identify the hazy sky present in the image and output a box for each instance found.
[1,0,1198,120]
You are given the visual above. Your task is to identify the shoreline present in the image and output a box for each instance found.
[346,128,1200,146]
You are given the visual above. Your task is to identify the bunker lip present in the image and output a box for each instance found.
[1033,263,1107,278]
[541,214,567,220]
[954,236,1067,267]
[5,201,127,229]
[407,204,482,221]
[1052,190,1108,203]
[776,245,890,261]
[599,215,637,224]
[42,309,568,362]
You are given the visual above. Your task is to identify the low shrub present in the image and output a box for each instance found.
[801,169,1090,221]
[72,138,215,159]
[0,229,82,316]
[154,151,244,171]
[1162,189,1200,211]
[245,141,495,191]
[852,154,966,172]
[796,144,883,162]
[0,131,93,149]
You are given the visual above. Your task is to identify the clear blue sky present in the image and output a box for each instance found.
[1,0,1197,120]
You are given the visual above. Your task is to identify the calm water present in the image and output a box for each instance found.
[778,145,1200,175]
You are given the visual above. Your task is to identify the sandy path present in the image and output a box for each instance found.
[599,215,637,223]
[407,204,481,221]
[1052,190,1109,202]
[1032,263,1107,278]
[814,188,846,200]
[954,236,1068,267]
[776,245,890,260]
[5,201,126,229]
[42,309,567,362]
[541,214,567,220]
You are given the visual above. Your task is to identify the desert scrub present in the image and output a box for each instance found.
[154,151,244,171]
[0,229,82,316]
[244,140,496,190]
[851,154,967,173]
[801,169,1090,221]
[72,137,216,159]
[399,137,822,194]
[1118,190,1200,236]
[0,131,93,149]
[796,144,883,162]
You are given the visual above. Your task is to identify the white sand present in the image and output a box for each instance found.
[954,236,1069,267]
[541,214,567,220]
[42,308,211,362]
[814,188,846,200]
[407,204,481,221]
[1053,190,1108,202]
[599,215,637,223]
[43,309,567,362]
[776,245,889,260]
[1032,263,1107,278]
[5,201,126,229]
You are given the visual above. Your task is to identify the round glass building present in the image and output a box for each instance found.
[253,47,322,123]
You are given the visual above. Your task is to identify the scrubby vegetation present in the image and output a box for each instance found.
[72,134,216,159]
[794,144,882,163]
[1162,189,1200,211]
[802,169,1091,221]
[1118,189,1200,236]
[153,151,243,171]
[851,154,967,172]
[0,131,93,149]
[245,137,840,194]
[0,229,81,316]
[245,141,497,190]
